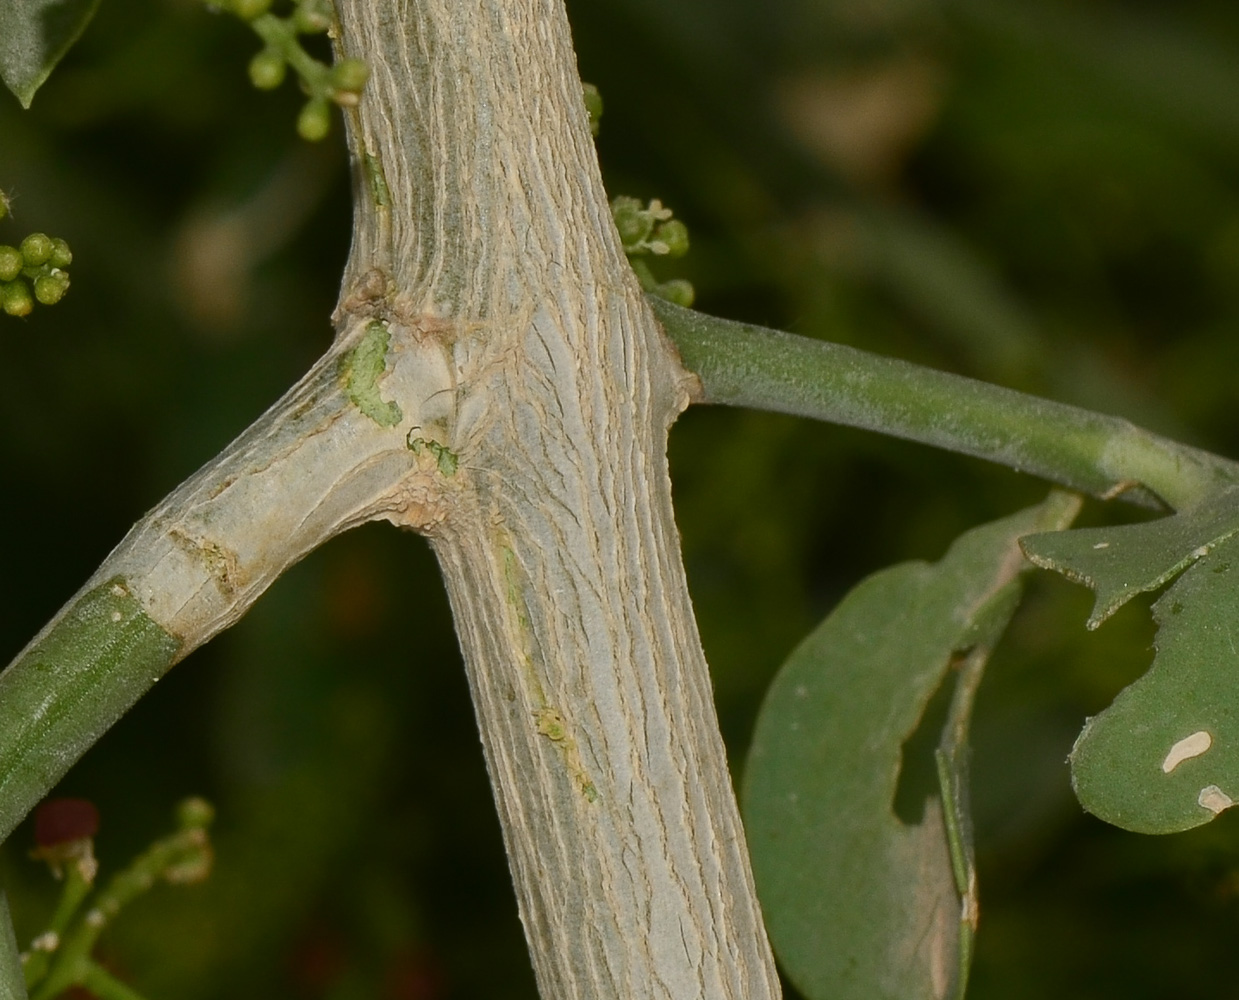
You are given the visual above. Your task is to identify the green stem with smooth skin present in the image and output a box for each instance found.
[0,892,26,1000]
[19,865,92,989]
[78,965,149,1000]
[0,580,179,847]
[651,297,1239,511]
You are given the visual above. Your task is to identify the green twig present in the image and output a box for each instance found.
[249,14,327,92]
[935,643,987,1000]
[19,865,92,988]
[652,297,1239,511]
[0,891,26,1000]
[79,964,149,1000]
[0,581,180,847]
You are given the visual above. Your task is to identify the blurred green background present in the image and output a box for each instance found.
[4,0,1239,997]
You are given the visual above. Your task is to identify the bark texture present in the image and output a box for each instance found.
[0,1,783,994]
[334,1,781,997]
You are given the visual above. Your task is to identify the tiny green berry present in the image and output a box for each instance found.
[656,279,695,309]
[48,237,72,269]
[248,47,287,90]
[331,58,370,95]
[34,270,70,306]
[20,232,53,267]
[655,219,689,258]
[293,1,331,33]
[0,246,21,282]
[230,0,271,20]
[297,97,332,141]
[2,280,33,317]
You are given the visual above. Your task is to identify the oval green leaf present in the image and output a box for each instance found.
[0,0,101,108]
[742,494,1077,1000]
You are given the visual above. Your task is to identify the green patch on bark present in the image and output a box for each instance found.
[534,707,598,803]
[364,153,391,208]
[406,435,458,476]
[343,321,402,427]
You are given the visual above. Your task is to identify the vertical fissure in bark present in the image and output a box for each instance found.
[334,1,781,997]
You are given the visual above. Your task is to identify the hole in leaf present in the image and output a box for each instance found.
[893,666,957,825]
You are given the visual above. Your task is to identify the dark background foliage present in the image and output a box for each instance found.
[4,0,1239,996]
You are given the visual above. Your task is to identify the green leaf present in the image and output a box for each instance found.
[0,0,101,108]
[1021,486,1239,628]
[1070,531,1239,833]
[742,493,1078,1000]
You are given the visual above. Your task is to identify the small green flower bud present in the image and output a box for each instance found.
[297,97,332,141]
[176,797,216,831]
[656,279,695,308]
[230,0,271,20]
[248,47,286,90]
[20,232,53,267]
[0,246,22,282]
[163,838,213,885]
[292,1,331,33]
[583,82,603,136]
[0,190,8,220]
[34,270,70,305]
[655,219,689,258]
[48,237,72,269]
[331,58,370,94]
[612,196,653,249]
[2,280,33,317]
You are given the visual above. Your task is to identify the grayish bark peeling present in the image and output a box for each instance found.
[333,2,781,996]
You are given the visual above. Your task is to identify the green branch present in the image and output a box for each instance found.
[652,297,1239,511]
[0,582,179,847]
[1,891,25,1000]
[0,316,424,848]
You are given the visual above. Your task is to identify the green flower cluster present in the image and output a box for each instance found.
[21,797,215,999]
[610,196,694,307]
[583,86,694,307]
[0,232,72,317]
[209,0,370,141]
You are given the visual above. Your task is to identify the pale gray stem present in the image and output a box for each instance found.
[333,1,781,997]
[0,316,458,846]
[1,2,782,995]
[80,324,448,650]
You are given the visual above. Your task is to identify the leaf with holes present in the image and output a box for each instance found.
[1020,486,1239,628]
[742,493,1078,1000]
[0,0,101,108]
[1071,531,1239,833]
